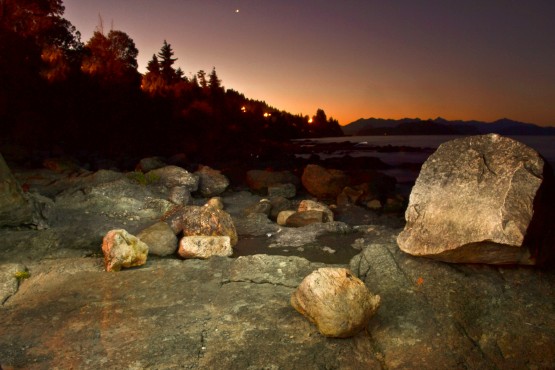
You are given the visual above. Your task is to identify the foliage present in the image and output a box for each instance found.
[1,0,343,166]
[126,171,160,186]
[14,270,30,281]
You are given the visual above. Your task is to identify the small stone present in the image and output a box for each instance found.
[291,267,380,338]
[276,210,296,226]
[178,236,232,259]
[367,199,382,210]
[298,199,334,222]
[102,229,149,272]
[137,222,178,256]
[285,210,328,227]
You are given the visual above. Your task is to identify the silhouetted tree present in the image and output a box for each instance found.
[197,70,208,89]
[81,29,139,85]
[158,40,178,84]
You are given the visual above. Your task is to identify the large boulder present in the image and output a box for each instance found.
[291,267,380,338]
[102,229,149,272]
[397,134,555,265]
[0,153,34,227]
[301,164,349,200]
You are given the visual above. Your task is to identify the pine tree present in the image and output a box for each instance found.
[157,40,177,84]
[146,54,160,75]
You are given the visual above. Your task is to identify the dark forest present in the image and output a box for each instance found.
[0,0,343,167]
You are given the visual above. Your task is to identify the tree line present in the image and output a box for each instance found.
[0,0,343,165]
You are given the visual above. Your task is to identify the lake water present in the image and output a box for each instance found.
[309,135,555,165]
[304,135,555,194]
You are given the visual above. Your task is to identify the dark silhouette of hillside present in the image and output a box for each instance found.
[0,1,342,167]
[343,117,555,136]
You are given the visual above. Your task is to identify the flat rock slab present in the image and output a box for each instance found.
[0,257,381,369]
[1,241,555,369]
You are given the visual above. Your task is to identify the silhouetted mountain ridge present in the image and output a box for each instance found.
[343,117,555,136]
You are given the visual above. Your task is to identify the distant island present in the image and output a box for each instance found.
[342,117,555,136]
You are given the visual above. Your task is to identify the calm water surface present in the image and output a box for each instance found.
[310,135,555,165]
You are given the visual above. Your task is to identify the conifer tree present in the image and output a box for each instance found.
[158,40,177,84]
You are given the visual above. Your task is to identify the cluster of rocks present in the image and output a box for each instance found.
[2,133,555,362]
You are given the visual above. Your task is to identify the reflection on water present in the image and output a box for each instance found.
[232,232,362,264]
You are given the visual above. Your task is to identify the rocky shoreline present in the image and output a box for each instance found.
[1,139,555,369]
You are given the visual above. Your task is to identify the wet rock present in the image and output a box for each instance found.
[270,221,353,248]
[301,164,349,200]
[398,134,555,265]
[268,196,292,220]
[291,267,380,338]
[178,236,232,259]
[246,170,299,192]
[229,254,329,288]
[298,199,334,222]
[277,210,296,226]
[168,186,191,205]
[285,210,329,227]
[268,183,296,198]
[0,153,34,227]
[244,198,272,216]
[233,213,279,237]
[196,165,229,197]
[147,165,199,191]
[102,229,149,272]
[169,205,238,246]
[137,222,178,256]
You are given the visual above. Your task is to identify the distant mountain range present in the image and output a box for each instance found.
[342,117,555,136]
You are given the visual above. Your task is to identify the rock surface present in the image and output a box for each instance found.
[291,267,380,337]
[1,156,554,369]
[173,205,238,246]
[0,153,34,227]
[137,222,178,256]
[301,164,349,199]
[147,165,199,191]
[398,134,555,265]
[101,229,149,272]
[196,165,229,197]
[178,235,233,259]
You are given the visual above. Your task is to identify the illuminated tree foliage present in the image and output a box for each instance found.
[81,30,140,86]
[1,0,342,165]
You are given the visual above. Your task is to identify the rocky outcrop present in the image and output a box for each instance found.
[102,229,149,272]
[301,164,349,199]
[137,222,178,256]
[178,236,232,259]
[195,165,229,197]
[0,153,35,227]
[397,134,555,265]
[291,267,380,338]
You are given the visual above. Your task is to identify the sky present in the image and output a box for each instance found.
[62,0,555,126]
